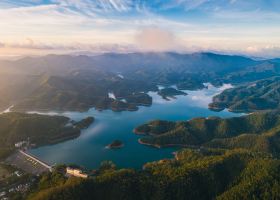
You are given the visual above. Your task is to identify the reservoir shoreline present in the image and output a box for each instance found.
[25,84,242,169]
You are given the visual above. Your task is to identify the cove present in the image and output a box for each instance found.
[29,84,242,169]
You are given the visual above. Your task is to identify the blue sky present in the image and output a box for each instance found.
[0,0,279,58]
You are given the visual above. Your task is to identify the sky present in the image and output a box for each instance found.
[0,0,280,58]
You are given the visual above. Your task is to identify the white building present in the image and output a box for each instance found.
[14,141,26,148]
[66,167,88,179]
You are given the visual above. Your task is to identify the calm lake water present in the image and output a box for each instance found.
[29,84,242,169]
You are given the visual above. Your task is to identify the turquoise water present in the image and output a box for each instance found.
[29,84,242,169]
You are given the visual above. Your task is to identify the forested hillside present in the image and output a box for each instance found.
[209,76,280,112]
[28,149,280,200]
[0,113,94,159]
[11,74,155,112]
[135,110,280,154]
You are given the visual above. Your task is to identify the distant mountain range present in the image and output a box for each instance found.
[0,52,279,112]
[0,52,258,75]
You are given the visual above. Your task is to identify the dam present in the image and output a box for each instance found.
[5,150,52,175]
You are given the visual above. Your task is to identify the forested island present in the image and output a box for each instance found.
[106,140,124,149]
[157,88,187,99]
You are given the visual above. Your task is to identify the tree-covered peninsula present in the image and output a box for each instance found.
[0,112,94,159]
[134,110,280,155]
[209,76,280,113]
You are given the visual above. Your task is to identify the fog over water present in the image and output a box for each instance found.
[0,105,14,114]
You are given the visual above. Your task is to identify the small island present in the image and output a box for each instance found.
[106,140,124,149]
[176,80,206,90]
[158,88,187,100]
[73,117,94,129]
[208,102,226,112]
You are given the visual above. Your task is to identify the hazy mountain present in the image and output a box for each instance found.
[270,58,280,64]
[218,61,280,84]
[0,52,258,76]
[0,55,97,76]
[87,52,258,74]
[0,52,278,112]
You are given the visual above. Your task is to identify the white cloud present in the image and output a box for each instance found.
[213,9,280,22]
[159,0,210,11]
[0,0,280,57]
[135,27,183,52]
[0,39,138,57]
[244,45,280,58]
[51,0,133,14]
[182,0,210,10]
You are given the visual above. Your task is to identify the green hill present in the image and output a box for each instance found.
[209,76,280,112]
[134,110,280,155]
[28,149,280,200]
[10,74,155,112]
[0,112,94,159]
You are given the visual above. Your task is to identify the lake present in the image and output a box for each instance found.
[29,84,242,169]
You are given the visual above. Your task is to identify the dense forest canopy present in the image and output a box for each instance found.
[134,110,280,153]
[0,113,94,160]
[28,149,280,200]
[209,76,280,112]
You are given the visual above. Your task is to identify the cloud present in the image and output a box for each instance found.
[213,10,280,22]
[0,39,69,51]
[0,39,138,57]
[181,0,210,10]
[51,0,133,14]
[153,0,209,11]
[244,45,280,58]
[0,0,280,58]
[135,27,182,52]
[9,42,58,50]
